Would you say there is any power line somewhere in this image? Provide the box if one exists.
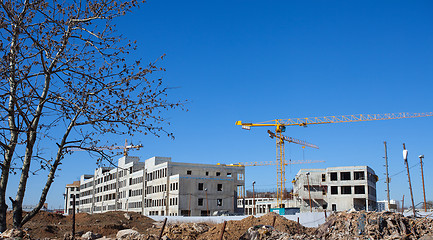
[389,162,420,178]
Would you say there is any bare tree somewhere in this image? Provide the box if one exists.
[0,0,184,230]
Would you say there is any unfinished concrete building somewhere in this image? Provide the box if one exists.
[237,198,299,215]
[64,156,245,216]
[64,181,80,215]
[292,166,378,212]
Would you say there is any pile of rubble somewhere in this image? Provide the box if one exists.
[159,223,211,240]
[315,211,433,239]
[197,212,309,240]
[239,225,311,240]
[2,210,433,239]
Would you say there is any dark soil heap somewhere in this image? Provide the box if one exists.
[6,210,155,239]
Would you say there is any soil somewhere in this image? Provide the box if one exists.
[5,210,155,239]
[197,212,311,240]
[3,210,433,240]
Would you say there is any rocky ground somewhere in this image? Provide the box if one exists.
[1,211,433,239]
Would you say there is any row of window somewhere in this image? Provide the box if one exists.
[80,198,92,205]
[169,182,179,191]
[146,183,167,195]
[144,197,179,208]
[186,170,232,178]
[79,197,224,208]
[327,171,366,181]
[81,189,92,197]
[146,168,167,181]
[103,183,117,192]
[69,201,79,206]
[86,167,135,188]
[146,198,167,208]
[128,201,142,209]
[238,199,271,206]
[104,193,116,201]
[80,182,93,189]
[148,211,160,216]
[69,194,79,199]
[169,197,178,206]
[129,189,143,197]
[198,198,223,206]
[198,183,223,191]
[130,176,143,185]
[330,185,367,195]
[89,177,142,195]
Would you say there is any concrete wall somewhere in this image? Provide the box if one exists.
[144,157,245,216]
[150,212,327,228]
[293,166,377,212]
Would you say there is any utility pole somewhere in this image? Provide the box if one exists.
[401,195,405,214]
[403,144,416,217]
[306,172,312,212]
[252,181,256,215]
[72,195,76,240]
[384,141,390,206]
[419,155,427,212]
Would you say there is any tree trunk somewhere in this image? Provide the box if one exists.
[10,197,22,229]
[0,200,7,232]
[0,11,21,231]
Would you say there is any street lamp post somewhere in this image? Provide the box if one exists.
[252,181,256,215]
[419,155,427,212]
[205,188,209,216]
[306,172,312,212]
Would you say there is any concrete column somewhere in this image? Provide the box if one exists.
[366,199,369,211]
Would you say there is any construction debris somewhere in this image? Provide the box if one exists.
[239,225,290,240]
[315,211,433,239]
[2,211,433,239]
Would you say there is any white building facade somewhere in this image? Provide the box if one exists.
[64,156,245,216]
[64,181,80,215]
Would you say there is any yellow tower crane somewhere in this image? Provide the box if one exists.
[266,130,319,205]
[221,159,324,167]
[235,111,433,207]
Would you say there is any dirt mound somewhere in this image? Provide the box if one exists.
[6,210,433,239]
[316,211,433,239]
[198,212,308,240]
[7,210,155,239]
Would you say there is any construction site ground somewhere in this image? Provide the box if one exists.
[2,210,433,239]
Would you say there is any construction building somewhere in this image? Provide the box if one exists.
[377,200,398,212]
[292,166,378,212]
[64,181,80,215]
[237,166,378,215]
[238,198,299,215]
[64,156,245,216]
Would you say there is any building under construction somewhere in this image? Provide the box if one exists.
[292,166,378,212]
[64,156,245,216]
[237,166,378,214]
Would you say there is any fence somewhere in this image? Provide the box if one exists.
[150,212,327,228]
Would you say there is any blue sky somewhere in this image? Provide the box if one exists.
[7,0,433,209]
